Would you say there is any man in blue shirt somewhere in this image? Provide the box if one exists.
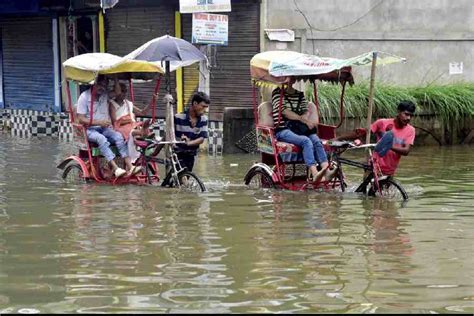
[174,92,210,172]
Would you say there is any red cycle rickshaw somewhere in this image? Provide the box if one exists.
[57,52,206,192]
[244,50,409,200]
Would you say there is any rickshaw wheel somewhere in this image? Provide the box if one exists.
[245,169,275,190]
[368,178,408,201]
[168,171,206,192]
[62,162,88,184]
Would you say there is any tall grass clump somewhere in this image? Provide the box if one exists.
[306,82,474,125]
[408,83,474,125]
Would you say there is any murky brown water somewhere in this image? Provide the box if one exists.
[0,133,473,313]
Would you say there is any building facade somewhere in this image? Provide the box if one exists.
[0,0,472,145]
[261,0,473,85]
[0,0,261,151]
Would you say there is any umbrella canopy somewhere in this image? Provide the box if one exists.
[124,35,207,68]
[124,35,207,143]
[250,50,406,86]
[63,52,164,83]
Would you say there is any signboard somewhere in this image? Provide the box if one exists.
[449,62,463,75]
[180,0,231,13]
[192,13,228,46]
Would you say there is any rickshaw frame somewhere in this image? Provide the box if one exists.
[244,50,409,200]
[57,52,206,191]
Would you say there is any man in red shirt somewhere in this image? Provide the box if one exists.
[335,100,416,175]
[371,100,416,175]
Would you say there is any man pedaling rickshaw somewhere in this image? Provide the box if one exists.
[334,100,416,176]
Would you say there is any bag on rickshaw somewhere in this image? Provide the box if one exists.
[281,93,317,136]
[285,120,317,136]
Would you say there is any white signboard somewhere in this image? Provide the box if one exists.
[192,13,228,46]
[449,62,463,75]
[180,0,231,13]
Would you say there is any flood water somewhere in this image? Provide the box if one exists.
[0,134,473,314]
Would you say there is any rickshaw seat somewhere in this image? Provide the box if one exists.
[257,101,274,127]
[257,101,303,161]
[306,102,320,125]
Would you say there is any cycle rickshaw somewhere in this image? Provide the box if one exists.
[243,50,409,200]
[57,52,206,192]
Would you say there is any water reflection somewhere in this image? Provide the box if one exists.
[0,135,473,313]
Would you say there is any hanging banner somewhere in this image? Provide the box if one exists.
[192,13,228,46]
[180,0,231,13]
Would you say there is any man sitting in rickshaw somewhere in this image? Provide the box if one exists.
[76,75,141,178]
[271,79,336,183]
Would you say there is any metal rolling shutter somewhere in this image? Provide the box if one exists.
[1,17,54,111]
[208,0,260,121]
[105,5,176,118]
[180,0,260,121]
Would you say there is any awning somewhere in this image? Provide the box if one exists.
[250,50,406,85]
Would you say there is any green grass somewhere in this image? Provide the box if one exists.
[306,82,474,125]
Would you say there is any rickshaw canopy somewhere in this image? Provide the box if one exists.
[250,50,406,86]
[63,53,165,83]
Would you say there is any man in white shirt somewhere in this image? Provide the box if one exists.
[76,75,139,178]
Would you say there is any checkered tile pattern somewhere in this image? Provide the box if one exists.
[11,115,31,137]
[6,109,60,138]
[208,121,224,156]
[59,115,73,141]
[3,110,225,156]
[31,115,58,137]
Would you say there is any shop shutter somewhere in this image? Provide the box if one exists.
[105,5,176,118]
[1,17,54,111]
[188,0,260,121]
[181,14,200,111]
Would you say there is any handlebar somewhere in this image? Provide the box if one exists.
[136,136,186,146]
[349,143,376,149]
[324,140,376,149]
[154,140,186,145]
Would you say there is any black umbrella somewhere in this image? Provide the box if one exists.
[125,35,207,142]
[126,35,206,63]
[125,35,206,93]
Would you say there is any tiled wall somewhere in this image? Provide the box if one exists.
[1,109,224,155]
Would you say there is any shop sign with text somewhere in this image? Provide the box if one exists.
[192,13,228,45]
[180,0,231,13]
